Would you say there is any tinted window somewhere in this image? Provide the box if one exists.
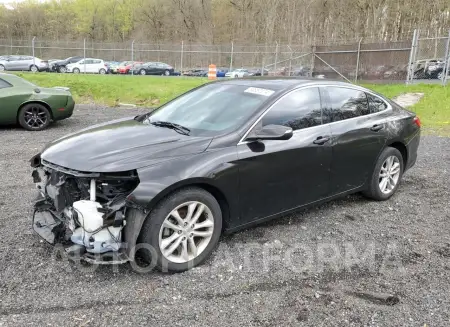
[261,88,322,130]
[0,78,12,89]
[367,93,388,113]
[145,84,272,136]
[324,87,370,123]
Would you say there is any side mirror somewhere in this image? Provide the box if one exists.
[246,124,293,141]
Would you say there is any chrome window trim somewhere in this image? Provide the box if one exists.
[237,84,391,145]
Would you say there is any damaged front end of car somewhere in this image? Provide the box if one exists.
[31,154,141,264]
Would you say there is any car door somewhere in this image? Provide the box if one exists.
[237,87,332,224]
[0,77,19,124]
[20,56,33,70]
[322,86,389,195]
[5,56,20,70]
[84,59,93,73]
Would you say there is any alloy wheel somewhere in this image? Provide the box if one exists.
[24,105,48,129]
[0,65,5,71]
[140,69,146,75]
[159,201,214,264]
[30,65,38,73]
[379,156,401,194]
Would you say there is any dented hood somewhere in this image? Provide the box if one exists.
[40,117,212,172]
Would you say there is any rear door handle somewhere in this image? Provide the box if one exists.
[313,136,330,145]
[371,124,384,132]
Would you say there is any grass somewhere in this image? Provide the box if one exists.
[15,72,208,107]
[15,72,450,134]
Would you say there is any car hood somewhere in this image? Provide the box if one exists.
[40,118,213,172]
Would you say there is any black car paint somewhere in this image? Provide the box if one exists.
[50,56,84,72]
[35,78,420,258]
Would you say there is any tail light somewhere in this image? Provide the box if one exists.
[413,116,421,128]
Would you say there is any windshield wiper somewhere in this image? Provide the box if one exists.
[150,121,190,135]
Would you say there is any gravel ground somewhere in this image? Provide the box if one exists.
[0,105,449,327]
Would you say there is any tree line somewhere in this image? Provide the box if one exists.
[0,0,448,45]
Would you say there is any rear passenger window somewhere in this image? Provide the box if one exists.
[367,93,388,113]
[0,78,12,89]
[262,87,322,131]
[324,87,370,123]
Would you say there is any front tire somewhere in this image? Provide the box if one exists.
[99,68,106,74]
[73,68,80,74]
[18,103,51,131]
[140,69,147,75]
[58,66,66,73]
[0,64,5,71]
[363,147,404,201]
[138,187,222,273]
[164,70,170,76]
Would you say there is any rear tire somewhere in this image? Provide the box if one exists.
[137,187,222,273]
[99,68,106,74]
[164,70,170,76]
[0,64,5,71]
[363,147,404,201]
[30,65,38,73]
[140,69,147,75]
[18,103,51,131]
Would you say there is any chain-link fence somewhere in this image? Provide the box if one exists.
[0,30,449,84]
[406,30,450,84]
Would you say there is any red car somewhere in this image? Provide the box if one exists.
[117,61,142,74]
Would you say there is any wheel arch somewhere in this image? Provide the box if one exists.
[17,100,53,123]
[125,178,232,261]
[143,178,231,231]
[387,141,408,168]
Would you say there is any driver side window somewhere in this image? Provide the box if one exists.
[261,88,322,131]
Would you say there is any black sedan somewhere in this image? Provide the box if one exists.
[133,62,175,76]
[30,78,420,272]
[49,56,84,73]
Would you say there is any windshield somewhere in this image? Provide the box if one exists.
[143,83,274,136]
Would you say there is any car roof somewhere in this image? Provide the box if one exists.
[218,77,355,91]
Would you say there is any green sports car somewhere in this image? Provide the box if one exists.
[0,73,75,131]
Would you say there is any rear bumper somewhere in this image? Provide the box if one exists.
[53,96,75,121]
[405,130,420,171]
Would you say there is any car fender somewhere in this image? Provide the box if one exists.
[124,149,240,258]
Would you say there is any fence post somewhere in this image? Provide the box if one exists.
[32,36,36,69]
[180,40,184,74]
[274,41,279,72]
[354,37,363,83]
[131,40,135,75]
[406,29,418,84]
[310,45,316,77]
[230,41,234,72]
[442,30,450,86]
[287,45,293,76]
[83,38,86,74]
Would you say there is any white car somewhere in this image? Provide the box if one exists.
[225,69,250,78]
[66,58,107,74]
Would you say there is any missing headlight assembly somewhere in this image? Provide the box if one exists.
[31,157,140,263]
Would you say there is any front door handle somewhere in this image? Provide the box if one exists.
[313,136,330,145]
[371,124,384,132]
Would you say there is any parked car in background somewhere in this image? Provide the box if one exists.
[133,62,174,76]
[49,56,84,73]
[183,69,207,77]
[216,68,229,77]
[66,58,108,74]
[0,73,74,131]
[0,56,48,72]
[117,61,136,74]
[248,68,269,76]
[105,61,120,74]
[225,69,250,78]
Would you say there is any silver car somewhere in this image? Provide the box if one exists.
[0,55,48,72]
